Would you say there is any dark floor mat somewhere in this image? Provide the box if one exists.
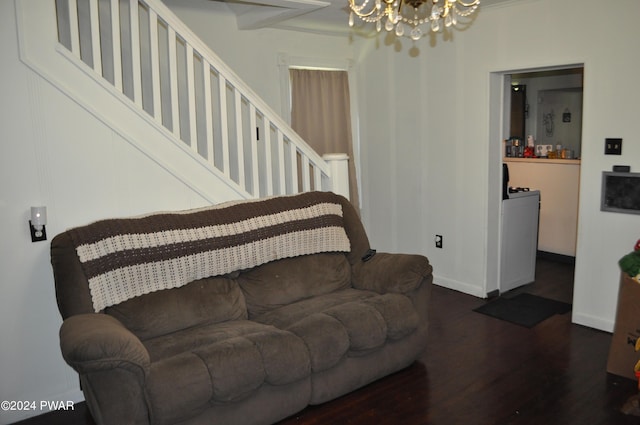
[473,293,572,328]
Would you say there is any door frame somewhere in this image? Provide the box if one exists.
[487,63,584,297]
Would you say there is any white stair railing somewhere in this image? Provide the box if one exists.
[52,0,349,200]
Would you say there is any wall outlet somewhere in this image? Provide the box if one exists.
[435,235,443,249]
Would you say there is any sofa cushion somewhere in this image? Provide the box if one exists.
[253,289,420,372]
[324,302,387,352]
[287,313,350,372]
[145,320,310,425]
[238,253,351,317]
[106,276,247,341]
[362,293,420,340]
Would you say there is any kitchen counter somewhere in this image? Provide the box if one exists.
[504,158,581,257]
[504,157,581,165]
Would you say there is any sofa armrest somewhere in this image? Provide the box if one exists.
[60,313,150,377]
[351,252,433,295]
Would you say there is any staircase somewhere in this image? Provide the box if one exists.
[16,0,349,204]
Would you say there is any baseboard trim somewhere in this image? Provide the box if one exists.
[537,250,575,265]
[432,275,486,298]
[486,289,500,299]
[571,311,614,333]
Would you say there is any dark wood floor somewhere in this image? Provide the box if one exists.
[15,256,640,425]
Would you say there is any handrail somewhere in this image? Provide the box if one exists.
[53,0,348,199]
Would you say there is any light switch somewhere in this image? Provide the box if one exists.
[605,138,622,155]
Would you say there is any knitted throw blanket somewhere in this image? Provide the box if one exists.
[68,192,351,312]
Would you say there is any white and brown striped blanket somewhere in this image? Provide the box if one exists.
[68,192,351,312]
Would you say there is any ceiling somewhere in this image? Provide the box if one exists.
[212,0,521,37]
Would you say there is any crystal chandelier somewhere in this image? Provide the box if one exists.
[348,0,480,41]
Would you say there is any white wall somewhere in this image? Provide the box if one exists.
[357,18,494,297]
[355,0,640,330]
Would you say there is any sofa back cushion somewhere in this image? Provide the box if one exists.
[65,192,351,313]
[106,276,247,341]
[238,253,351,318]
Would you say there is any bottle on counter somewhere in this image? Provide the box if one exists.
[524,135,536,158]
[524,145,535,158]
[512,138,523,157]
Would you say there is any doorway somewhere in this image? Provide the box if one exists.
[488,64,584,300]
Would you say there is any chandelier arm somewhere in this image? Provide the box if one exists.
[350,7,380,18]
[452,0,480,7]
[442,3,450,17]
[349,0,395,18]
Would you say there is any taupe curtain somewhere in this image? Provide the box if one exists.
[290,69,359,212]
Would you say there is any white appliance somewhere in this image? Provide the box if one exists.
[500,190,540,293]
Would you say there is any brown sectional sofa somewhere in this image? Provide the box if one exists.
[51,191,433,425]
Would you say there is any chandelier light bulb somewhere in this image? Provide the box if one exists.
[444,12,453,27]
[430,4,441,20]
[431,17,440,32]
[410,26,422,40]
[385,17,394,31]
